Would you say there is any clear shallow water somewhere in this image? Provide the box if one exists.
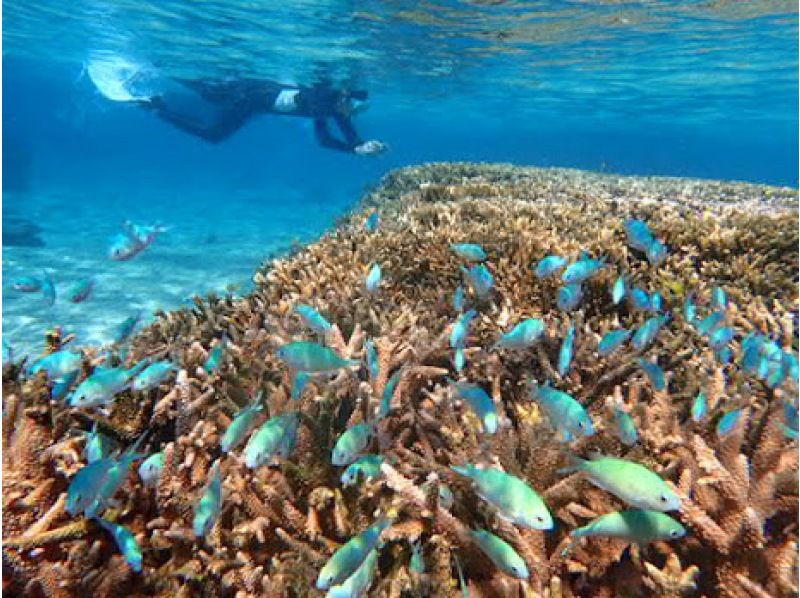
[3,0,798,356]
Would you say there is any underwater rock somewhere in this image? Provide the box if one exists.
[2,163,797,597]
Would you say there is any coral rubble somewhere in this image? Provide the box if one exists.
[3,163,798,597]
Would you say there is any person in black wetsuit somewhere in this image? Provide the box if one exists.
[141,79,386,154]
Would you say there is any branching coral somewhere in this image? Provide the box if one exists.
[3,163,797,597]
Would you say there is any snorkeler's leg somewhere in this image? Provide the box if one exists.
[145,90,247,143]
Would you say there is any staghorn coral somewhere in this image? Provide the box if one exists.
[3,163,798,597]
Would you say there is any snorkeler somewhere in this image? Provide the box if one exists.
[87,56,387,155]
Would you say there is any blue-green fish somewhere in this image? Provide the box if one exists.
[221,401,263,453]
[650,291,664,312]
[558,325,575,377]
[646,239,668,266]
[364,212,380,233]
[691,391,707,422]
[291,371,312,400]
[624,219,655,253]
[276,341,358,373]
[717,408,744,437]
[560,455,681,511]
[631,315,669,350]
[451,465,552,529]
[244,412,299,468]
[113,313,141,345]
[87,437,148,518]
[131,360,176,392]
[67,278,95,303]
[295,304,333,334]
[562,256,605,284]
[450,309,477,349]
[469,529,529,580]
[611,276,626,305]
[711,286,728,310]
[365,264,382,293]
[42,271,56,306]
[84,423,115,463]
[203,337,227,374]
[52,370,81,401]
[451,243,487,262]
[613,407,638,446]
[326,548,379,598]
[708,327,734,350]
[95,518,143,572]
[365,339,379,380]
[138,451,164,487]
[453,285,466,312]
[67,458,116,516]
[715,346,733,365]
[534,255,567,278]
[598,329,631,357]
[530,383,594,441]
[637,358,666,391]
[11,276,42,292]
[409,540,425,574]
[493,318,544,350]
[683,293,697,324]
[461,264,494,299]
[68,360,149,408]
[563,510,685,556]
[556,283,583,312]
[630,288,651,311]
[316,519,392,590]
[696,311,725,336]
[332,422,374,466]
[341,454,384,487]
[29,349,82,379]
[378,370,402,419]
[454,348,466,373]
[450,380,498,434]
[194,461,222,538]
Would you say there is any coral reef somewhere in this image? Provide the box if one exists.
[3,163,798,597]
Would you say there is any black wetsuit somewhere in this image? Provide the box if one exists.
[145,79,367,152]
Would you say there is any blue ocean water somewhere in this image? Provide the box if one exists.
[2,0,797,356]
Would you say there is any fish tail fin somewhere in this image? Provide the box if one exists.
[556,453,585,476]
[450,464,473,478]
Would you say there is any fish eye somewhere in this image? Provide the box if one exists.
[660,493,671,503]
[536,516,544,523]
[669,530,680,538]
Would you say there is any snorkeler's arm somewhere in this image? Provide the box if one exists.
[313,117,359,153]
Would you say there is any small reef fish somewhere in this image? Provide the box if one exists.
[650,291,664,312]
[562,510,685,556]
[51,370,80,400]
[67,278,95,303]
[611,276,626,305]
[708,326,735,350]
[332,422,375,466]
[276,341,359,373]
[450,309,477,349]
[530,382,594,441]
[646,239,668,266]
[630,288,651,311]
[88,438,147,518]
[696,311,726,336]
[11,276,42,292]
[109,221,165,261]
[613,407,638,446]
[717,408,744,437]
[493,318,544,350]
[316,518,392,590]
[469,529,529,580]
[221,401,263,453]
[203,337,227,374]
[292,371,312,401]
[683,293,697,324]
[364,211,380,233]
[461,263,494,300]
[453,286,466,312]
[556,283,583,312]
[711,286,728,309]
[295,304,333,334]
[365,339,379,380]
[244,412,299,468]
[113,313,142,345]
[84,423,115,463]
[450,464,553,530]
[378,370,402,419]
[29,349,82,379]
[409,540,425,574]
[131,360,176,392]
[598,329,631,357]
[68,360,149,408]
[691,391,707,422]
[637,358,666,391]
[42,271,56,306]
[326,548,379,598]
[341,454,384,486]
[193,460,222,538]
[451,243,487,262]
[562,255,605,284]
[631,315,669,350]
[560,455,681,512]
[138,452,164,487]
[624,219,655,253]
[365,264,382,293]
[454,348,466,373]
[67,458,116,516]
[450,380,498,434]
[558,325,575,377]
[95,518,143,572]
[534,255,567,278]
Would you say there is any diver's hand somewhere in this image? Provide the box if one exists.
[354,140,388,156]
